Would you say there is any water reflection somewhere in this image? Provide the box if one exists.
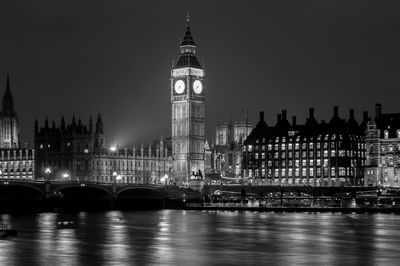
[0,211,399,264]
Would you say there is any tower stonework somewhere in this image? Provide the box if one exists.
[171,16,205,185]
[0,74,19,148]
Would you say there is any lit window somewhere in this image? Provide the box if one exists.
[384,130,389,139]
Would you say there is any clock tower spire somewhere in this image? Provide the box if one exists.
[171,15,206,187]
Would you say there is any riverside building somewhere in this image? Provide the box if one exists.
[242,107,367,187]
[364,104,400,187]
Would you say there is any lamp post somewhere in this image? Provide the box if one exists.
[44,167,51,181]
[62,172,70,181]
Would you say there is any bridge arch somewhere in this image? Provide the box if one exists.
[53,184,113,199]
[116,186,165,199]
[0,183,45,198]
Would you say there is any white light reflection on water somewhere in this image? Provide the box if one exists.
[0,211,400,265]
[103,211,130,264]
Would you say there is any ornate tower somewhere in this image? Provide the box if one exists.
[0,73,19,148]
[171,15,206,185]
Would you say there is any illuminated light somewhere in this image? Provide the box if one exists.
[116,175,122,181]
[62,173,70,179]
[45,168,51,174]
[109,146,117,152]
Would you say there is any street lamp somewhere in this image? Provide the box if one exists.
[62,172,70,181]
[44,167,51,181]
[112,171,122,183]
[160,174,168,185]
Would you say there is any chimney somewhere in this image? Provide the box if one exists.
[292,116,297,126]
[277,114,282,123]
[349,109,355,120]
[375,103,382,119]
[282,110,287,121]
[259,111,264,121]
[309,108,314,119]
[334,106,339,117]
[363,111,369,121]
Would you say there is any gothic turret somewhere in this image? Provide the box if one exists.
[2,73,15,116]
[174,14,202,69]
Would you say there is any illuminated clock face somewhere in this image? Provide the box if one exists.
[193,80,203,94]
[174,80,185,94]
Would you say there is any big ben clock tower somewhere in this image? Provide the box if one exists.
[171,15,205,186]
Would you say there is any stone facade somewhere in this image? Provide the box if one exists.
[364,104,400,187]
[0,74,19,148]
[0,149,34,179]
[210,113,253,178]
[34,115,172,183]
[171,16,206,185]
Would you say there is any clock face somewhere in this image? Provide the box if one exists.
[174,80,185,94]
[193,80,203,94]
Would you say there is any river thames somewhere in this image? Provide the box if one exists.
[1,210,400,265]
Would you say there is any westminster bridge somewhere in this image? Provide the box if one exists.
[0,179,202,211]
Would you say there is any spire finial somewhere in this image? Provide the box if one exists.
[6,73,10,90]
[186,12,190,24]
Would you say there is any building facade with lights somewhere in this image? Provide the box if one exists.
[364,104,400,187]
[0,74,34,180]
[34,115,172,183]
[207,114,253,179]
[242,107,367,187]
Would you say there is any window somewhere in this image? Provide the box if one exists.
[317,159,321,166]
[302,169,307,177]
[384,130,389,139]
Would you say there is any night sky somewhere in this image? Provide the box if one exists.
[1,0,400,147]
